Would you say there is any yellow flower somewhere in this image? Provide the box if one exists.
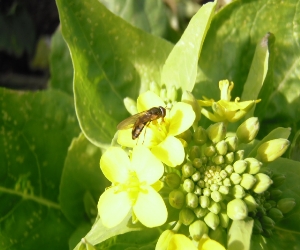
[118,91,195,167]
[198,80,260,123]
[98,146,167,228]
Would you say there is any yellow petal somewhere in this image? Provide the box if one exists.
[218,100,256,111]
[152,180,164,192]
[137,91,165,112]
[198,237,225,250]
[133,186,167,227]
[151,136,184,167]
[100,147,130,183]
[168,102,195,136]
[131,146,164,185]
[168,234,197,250]
[98,187,131,228]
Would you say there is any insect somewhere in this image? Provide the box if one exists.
[117,106,166,140]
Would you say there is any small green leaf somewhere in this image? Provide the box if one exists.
[161,1,216,92]
[228,218,253,250]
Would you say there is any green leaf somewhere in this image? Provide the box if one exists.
[60,133,109,227]
[0,87,80,249]
[56,0,173,148]
[161,1,216,92]
[228,218,253,250]
[49,26,74,95]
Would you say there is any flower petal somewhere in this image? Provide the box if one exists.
[98,188,131,228]
[133,186,167,227]
[198,237,226,250]
[168,102,195,136]
[100,147,130,183]
[137,91,165,112]
[131,146,164,184]
[151,136,185,167]
[168,234,197,250]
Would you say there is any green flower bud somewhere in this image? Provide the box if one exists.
[233,160,247,174]
[267,208,283,222]
[194,126,208,145]
[253,173,273,194]
[165,172,181,189]
[169,189,185,209]
[194,207,208,218]
[210,183,219,192]
[263,202,272,210]
[160,88,168,102]
[201,156,208,164]
[204,145,216,157]
[190,146,201,160]
[149,81,160,95]
[270,189,283,200]
[243,194,258,212]
[208,201,221,214]
[268,200,276,208]
[277,198,296,214]
[182,162,195,178]
[211,191,223,202]
[186,193,199,209]
[236,117,259,143]
[235,150,244,160]
[182,91,201,124]
[203,188,211,197]
[253,219,263,234]
[225,152,234,164]
[256,139,290,163]
[261,216,275,230]
[199,195,210,208]
[204,212,220,230]
[191,171,201,182]
[230,173,242,184]
[155,230,174,250]
[192,158,203,168]
[207,122,226,144]
[219,170,227,179]
[244,157,262,174]
[212,155,225,165]
[219,185,229,195]
[177,129,192,143]
[123,97,138,115]
[179,208,195,226]
[197,180,205,188]
[189,220,209,241]
[225,136,238,152]
[262,228,273,238]
[183,179,195,193]
[193,186,201,196]
[219,211,230,228]
[271,174,286,187]
[225,165,234,174]
[216,140,228,155]
[223,178,231,187]
[167,85,178,102]
[232,184,246,199]
[257,205,267,216]
[240,173,257,190]
[227,198,248,220]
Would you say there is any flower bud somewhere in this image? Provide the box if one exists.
[179,208,195,226]
[256,139,290,162]
[194,185,202,196]
[243,194,258,212]
[223,178,231,187]
[189,146,201,160]
[267,208,283,222]
[233,160,247,174]
[232,184,246,199]
[182,91,201,124]
[203,188,211,197]
[194,126,208,145]
[253,219,263,234]
[191,171,201,182]
[235,150,244,160]
[165,172,181,189]
[225,152,234,164]
[199,195,210,208]
[240,173,257,190]
[169,189,185,209]
[270,189,282,200]
[236,117,259,143]
[211,191,223,202]
[253,173,273,194]
[227,198,248,220]
[244,158,262,174]
[219,211,230,228]
[216,140,228,155]
[204,145,216,157]
[177,129,192,143]
[123,97,138,115]
[225,136,238,152]
[277,198,296,214]
[207,122,226,144]
[230,173,242,184]
[262,228,273,238]
[225,165,234,174]
[210,183,219,192]
[208,201,221,214]
[183,179,195,193]
[192,158,203,169]
[204,212,220,230]
[197,180,205,188]
[189,220,209,241]
[155,230,174,250]
[261,216,275,230]
[186,193,199,209]
[219,185,229,195]
[212,155,225,165]
[194,207,208,218]
[167,85,178,102]
[182,162,195,178]
[271,174,286,187]
[149,81,160,95]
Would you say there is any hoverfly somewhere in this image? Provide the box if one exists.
[117,106,166,140]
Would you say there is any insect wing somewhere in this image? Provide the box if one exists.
[117,111,148,130]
